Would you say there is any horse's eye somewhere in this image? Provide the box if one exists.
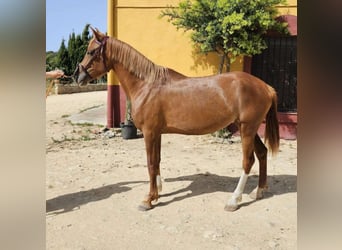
[87,50,95,56]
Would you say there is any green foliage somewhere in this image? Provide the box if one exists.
[45,51,58,71]
[81,24,91,52]
[46,24,92,76]
[161,0,288,72]
[57,39,71,74]
[68,24,92,72]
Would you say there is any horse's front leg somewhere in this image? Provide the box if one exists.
[156,134,162,193]
[139,133,161,211]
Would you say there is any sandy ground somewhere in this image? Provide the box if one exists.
[46,91,297,250]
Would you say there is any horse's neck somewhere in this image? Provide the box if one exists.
[112,61,187,100]
[113,63,147,99]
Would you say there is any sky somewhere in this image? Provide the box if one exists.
[46,0,107,52]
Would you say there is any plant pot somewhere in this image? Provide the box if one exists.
[120,121,137,139]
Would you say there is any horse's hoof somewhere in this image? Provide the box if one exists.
[224,204,239,212]
[225,194,241,211]
[249,187,266,200]
[138,201,153,211]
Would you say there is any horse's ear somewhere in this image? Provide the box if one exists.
[90,26,105,42]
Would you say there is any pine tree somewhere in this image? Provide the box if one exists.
[57,39,71,75]
[75,34,84,68]
[79,24,91,68]
[82,24,91,44]
[67,32,77,73]
[47,24,99,80]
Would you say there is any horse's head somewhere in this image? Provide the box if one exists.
[74,27,109,86]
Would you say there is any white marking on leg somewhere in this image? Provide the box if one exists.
[225,171,249,211]
[156,175,162,192]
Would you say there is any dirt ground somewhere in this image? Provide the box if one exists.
[46,91,297,250]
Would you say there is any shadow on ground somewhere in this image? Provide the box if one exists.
[157,173,296,210]
[46,181,147,215]
[47,173,296,214]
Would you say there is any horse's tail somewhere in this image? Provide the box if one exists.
[265,87,280,155]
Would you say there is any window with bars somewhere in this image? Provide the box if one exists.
[251,36,297,112]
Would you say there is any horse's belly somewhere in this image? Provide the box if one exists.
[163,107,235,135]
[161,82,237,134]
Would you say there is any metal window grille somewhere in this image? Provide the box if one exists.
[251,36,297,112]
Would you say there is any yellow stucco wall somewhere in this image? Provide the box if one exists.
[278,0,297,15]
[113,0,297,77]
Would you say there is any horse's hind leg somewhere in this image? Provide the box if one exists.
[225,123,256,211]
[249,134,268,200]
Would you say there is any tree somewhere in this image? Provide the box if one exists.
[67,32,77,72]
[69,24,91,71]
[81,24,91,51]
[46,24,92,75]
[46,24,107,82]
[161,0,288,73]
[46,51,58,71]
[56,39,71,74]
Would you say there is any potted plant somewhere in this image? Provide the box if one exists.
[120,98,138,139]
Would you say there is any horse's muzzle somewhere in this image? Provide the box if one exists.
[73,64,90,86]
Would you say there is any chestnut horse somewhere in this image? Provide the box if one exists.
[74,28,279,211]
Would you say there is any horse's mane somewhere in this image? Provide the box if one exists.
[108,38,169,84]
